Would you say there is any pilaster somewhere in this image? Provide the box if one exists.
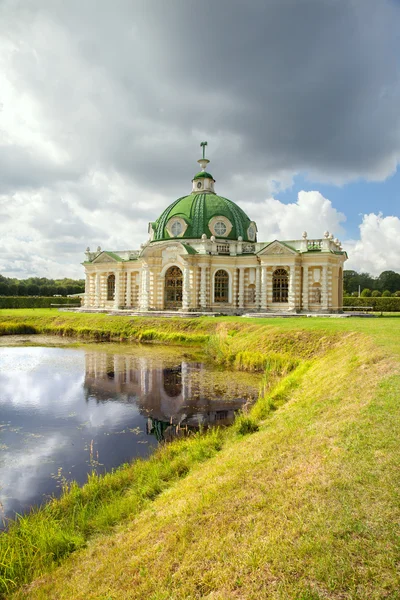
[114,271,121,309]
[255,265,261,310]
[302,265,309,311]
[182,265,191,310]
[238,267,245,309]
[126,272,132,307]
[94,272,100,307]
[261,266,267,310]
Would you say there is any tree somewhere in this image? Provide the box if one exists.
[26,284,39,296]
[360,288,372,297]
[376,271,400,293]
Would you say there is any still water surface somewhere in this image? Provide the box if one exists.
[0,337,260,522]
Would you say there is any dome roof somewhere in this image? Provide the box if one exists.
[152,192,255,242]
[193,171,214,180]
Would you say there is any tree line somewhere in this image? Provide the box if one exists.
[0,275,85,297]
[344,270,400,297]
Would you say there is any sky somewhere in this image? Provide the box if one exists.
[0,0,399,279]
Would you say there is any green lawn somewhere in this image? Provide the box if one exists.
[0,311,399,599]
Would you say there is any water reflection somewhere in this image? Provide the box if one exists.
[84,353,254,438]
[0,344,259,522]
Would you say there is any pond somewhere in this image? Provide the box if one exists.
[0,336,260,523]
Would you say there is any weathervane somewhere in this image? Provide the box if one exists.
[200,141,208,160]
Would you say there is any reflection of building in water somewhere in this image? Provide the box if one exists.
[84,352,255,434]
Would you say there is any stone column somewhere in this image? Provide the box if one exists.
[288,266,296,311]
[140,266,150,311]
[200,265,207,309]
[238,267,245,309]
[126,272,132,307]
[233,269,239,307]
[94,272,100,308]
[267,268,274,307]
[114,271,120,309]
[322,265,328,310]
[302,265,309,311]
[84,273,91,307]
[255,265,261,310]
[261,266,267,310]
[182,265,191,311]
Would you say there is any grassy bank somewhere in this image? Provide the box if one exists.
[1,311,400,598]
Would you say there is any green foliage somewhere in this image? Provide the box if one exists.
[233,414,259,435]
[343,296,400,311]
[360,288,372,297]
[0,274,84,297]
[0,297,80,309]
[382,290,392,297]
[371,290,381,297]
[0,429,224,596]
[343,269,400,295]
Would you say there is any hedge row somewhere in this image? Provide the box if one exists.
[0,296,82,309]
[343,296,400,311]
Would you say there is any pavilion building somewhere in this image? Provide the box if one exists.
[83,145,347,313]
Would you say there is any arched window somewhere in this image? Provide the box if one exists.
[272,269,288,303]
[164,266,183,308]
[214,270,229,303]
[107,274,115,301]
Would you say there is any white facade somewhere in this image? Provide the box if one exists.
[83,233,347,314]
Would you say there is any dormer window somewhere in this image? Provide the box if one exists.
[247,223,257,241]
[209,215,232,238]
[166,217,187,238]
[171,221,183,236]
[214,221,227,236]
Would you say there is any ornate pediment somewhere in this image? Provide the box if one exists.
[257,241,298,256]
[92,252,121,264]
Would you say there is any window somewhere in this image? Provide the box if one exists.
[272,268,288,303]
[107,274,115,301]
[164,266,183,308]
[214,270,229,303]
[247,224,256,241]
[171,221,183,237]
[214,221,227,236]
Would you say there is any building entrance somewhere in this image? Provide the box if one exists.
[164,266,183,309]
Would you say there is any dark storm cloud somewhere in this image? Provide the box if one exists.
[2,0,399,195]
[0,0,399,277]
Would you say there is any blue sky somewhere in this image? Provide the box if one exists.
[276,169,400,240]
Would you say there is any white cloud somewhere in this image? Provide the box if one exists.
[344,213,400,275]
[242,190,346,241]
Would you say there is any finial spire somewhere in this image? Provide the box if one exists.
[198,141,210,171]
[200,141,208,159]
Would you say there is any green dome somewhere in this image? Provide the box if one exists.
[152,193,255,242]
[193,171,214,180]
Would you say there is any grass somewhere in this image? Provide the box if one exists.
[0,310,400,598]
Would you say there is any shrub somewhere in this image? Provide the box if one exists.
[0,297,81,309]
[371,290,381,297]
[233,414,259,435]
[360,288,372,297]
[382,290,392,297]
[342,296,400,312]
